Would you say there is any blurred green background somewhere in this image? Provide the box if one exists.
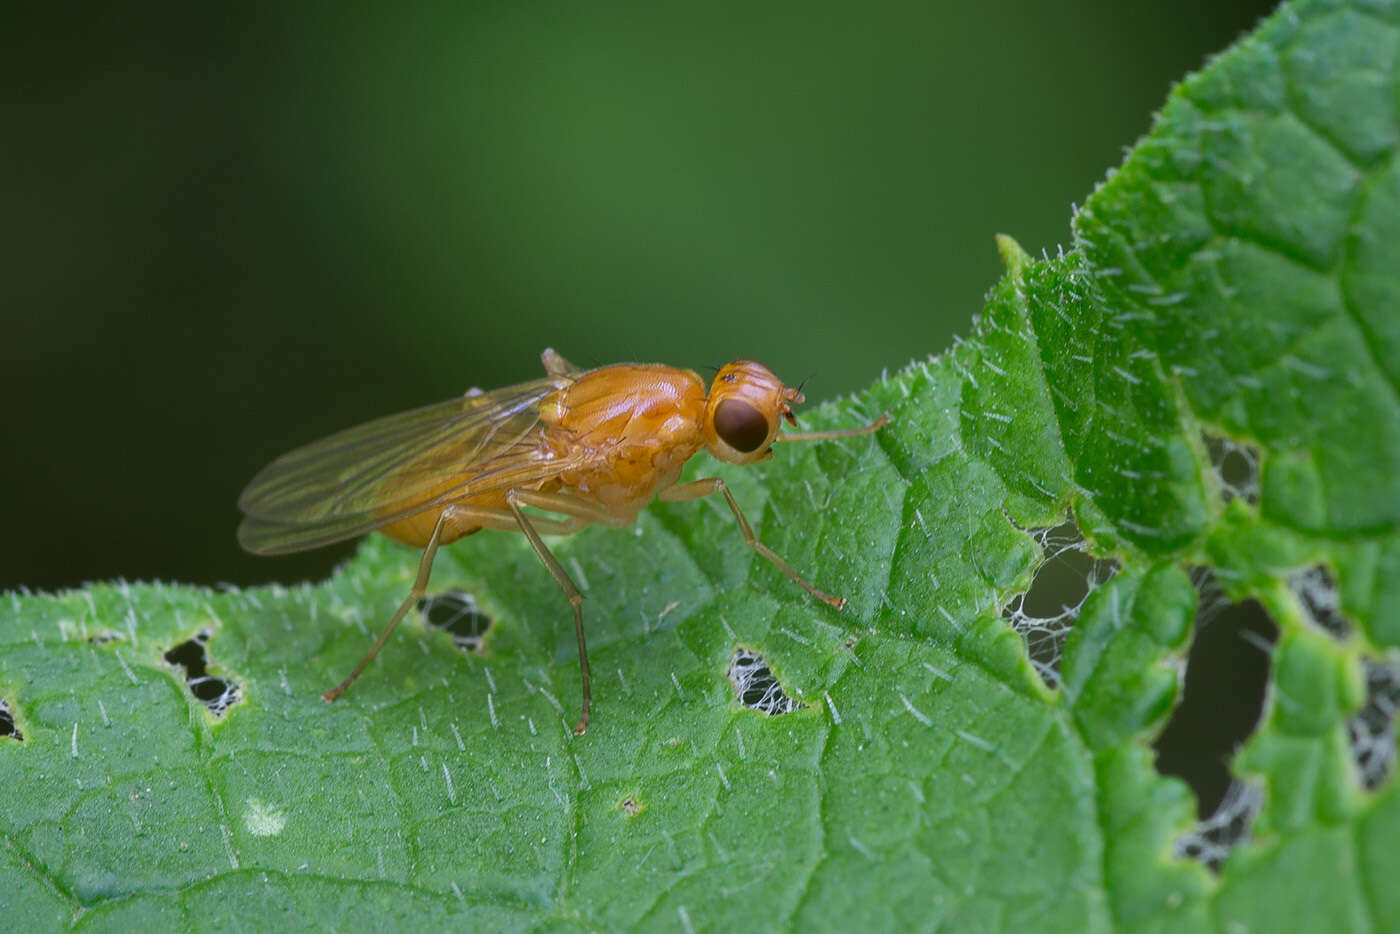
[2,1,1276,593]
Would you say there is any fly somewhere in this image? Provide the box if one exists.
[238,348,888,733]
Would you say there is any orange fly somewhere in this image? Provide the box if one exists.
[238,349,888,733]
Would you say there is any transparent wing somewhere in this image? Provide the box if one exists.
[237,374,577,555]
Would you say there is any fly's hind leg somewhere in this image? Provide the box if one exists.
[323,504,520,702]
[325,498,602,732]
[659,478,846,609]
[328,486,621,732]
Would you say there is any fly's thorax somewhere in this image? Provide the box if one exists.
[543,363,708,448]
[702,360,802,465]
[536,364,709,510]
[559,452,682,512]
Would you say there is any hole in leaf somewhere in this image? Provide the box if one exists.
[1288,564,1351,640]
[163,629,241,717]
[419,590,493,653]
[1203,431,1260,506]
[1349,658,1400,792]
[1155,569,1277,859]
[1173,780,1263,872]
[619,795,642,817]
[1002,518,1119,689]
[727,648,803,716]
[0,698,22,742]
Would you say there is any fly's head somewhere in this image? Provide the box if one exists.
[702,359,803,465]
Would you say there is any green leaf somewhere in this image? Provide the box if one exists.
[4,0,1397,930]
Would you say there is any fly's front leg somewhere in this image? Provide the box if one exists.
[506,489,597,735]
[658,478,845,610]
[510,489,635,529]
[776,413,890,443]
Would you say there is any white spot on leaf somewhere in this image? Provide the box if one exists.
[243,798,287,837]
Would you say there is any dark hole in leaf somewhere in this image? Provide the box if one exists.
[1002,518,1118,689]
[189,676,230,702]
[727,648,803,716]
[419,590,493,653]
[619,796,641,817]
[1349,658,1400,791]
[163,629,241,717]
[164,635,207,673]
[1288,564,1351,640]
[1173,781,1262,872]
[1155,569,1277,862]
[1203,431,1260,506]
[0,698,22,742]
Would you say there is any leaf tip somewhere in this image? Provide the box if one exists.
[994,233,1031,279]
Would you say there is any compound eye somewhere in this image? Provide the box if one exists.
[714,399,769,453]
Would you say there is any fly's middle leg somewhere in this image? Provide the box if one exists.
[506,489,596,735]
